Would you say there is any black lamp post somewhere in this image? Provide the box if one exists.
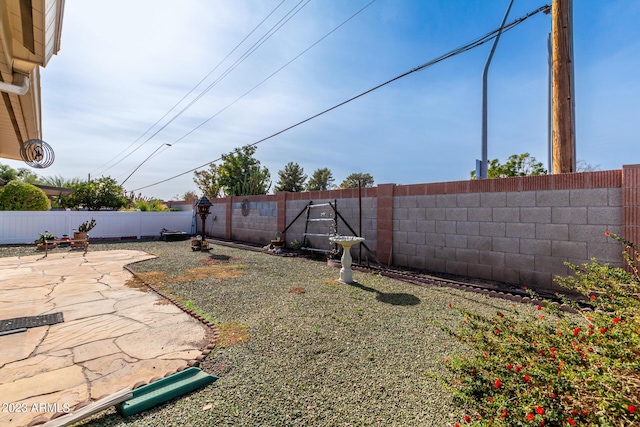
[195,196,212,250]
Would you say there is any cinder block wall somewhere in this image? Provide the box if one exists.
[200,167,640,292]
[387,170,626,291]
[231,197,277,245]
[392,187,622,291]
[206,190,377,254]
[207,199,228,238]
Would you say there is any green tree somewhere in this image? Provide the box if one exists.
[306,167,335,191]
[0,163,40,184]
[182,191,199,203]
[470,153,547,179]
[0,163,18,182]
[274,162,307,192]
[339,172,374,189]
[61,177,128,210]
[232,168,272,196]
[38,174,83,188]
[218,146,270,196]
[38,174,83,208]
[16,168,40,184]
[193,164,222,198]
[0,180,50,210]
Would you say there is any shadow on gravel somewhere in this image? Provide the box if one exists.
[347,282,421,306]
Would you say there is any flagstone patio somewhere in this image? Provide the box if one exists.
[0,250,214,427]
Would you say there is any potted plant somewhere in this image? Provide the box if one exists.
[191,235,202,251]
[35,231,57,250]
[74,218,96,241]
[59,234,71,247]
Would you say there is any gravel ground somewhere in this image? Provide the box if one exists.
[0,240,539,426]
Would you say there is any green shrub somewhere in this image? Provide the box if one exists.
[439,231,639,427]
[124,198,168,212]
[0,180,50,211]
[35,231,57,244]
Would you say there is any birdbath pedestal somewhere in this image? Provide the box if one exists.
[329,236,365,284]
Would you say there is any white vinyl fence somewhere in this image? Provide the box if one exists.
[0,211,194,244]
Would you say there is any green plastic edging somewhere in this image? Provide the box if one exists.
[115,367,218,417]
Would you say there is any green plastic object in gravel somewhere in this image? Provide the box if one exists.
[115,367,218,417]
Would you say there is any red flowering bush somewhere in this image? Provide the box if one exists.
[440,232,639,426]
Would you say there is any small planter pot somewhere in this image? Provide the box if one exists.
[271,239,285,249]
[59,235,71,248]
[71,232,88,248]
[191,237,202,251]
[73,231,88,240]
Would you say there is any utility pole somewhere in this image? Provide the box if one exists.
[551,0,575,173]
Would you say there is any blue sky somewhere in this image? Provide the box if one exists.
[5,0,640,200]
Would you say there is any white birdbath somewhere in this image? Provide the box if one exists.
[329,235,365,284]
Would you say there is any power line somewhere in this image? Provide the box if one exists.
[118,0,311,163]
[91,0,288,177]
[131,4,550,193]
[112,0,311,182]
[179,0,312,114]
[121,0,374,183]
[120,143,171,185]
[154,0,379,154]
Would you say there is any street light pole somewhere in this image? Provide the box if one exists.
[480,0,514,179]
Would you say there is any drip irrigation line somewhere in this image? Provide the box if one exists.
[131,4,550,193]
